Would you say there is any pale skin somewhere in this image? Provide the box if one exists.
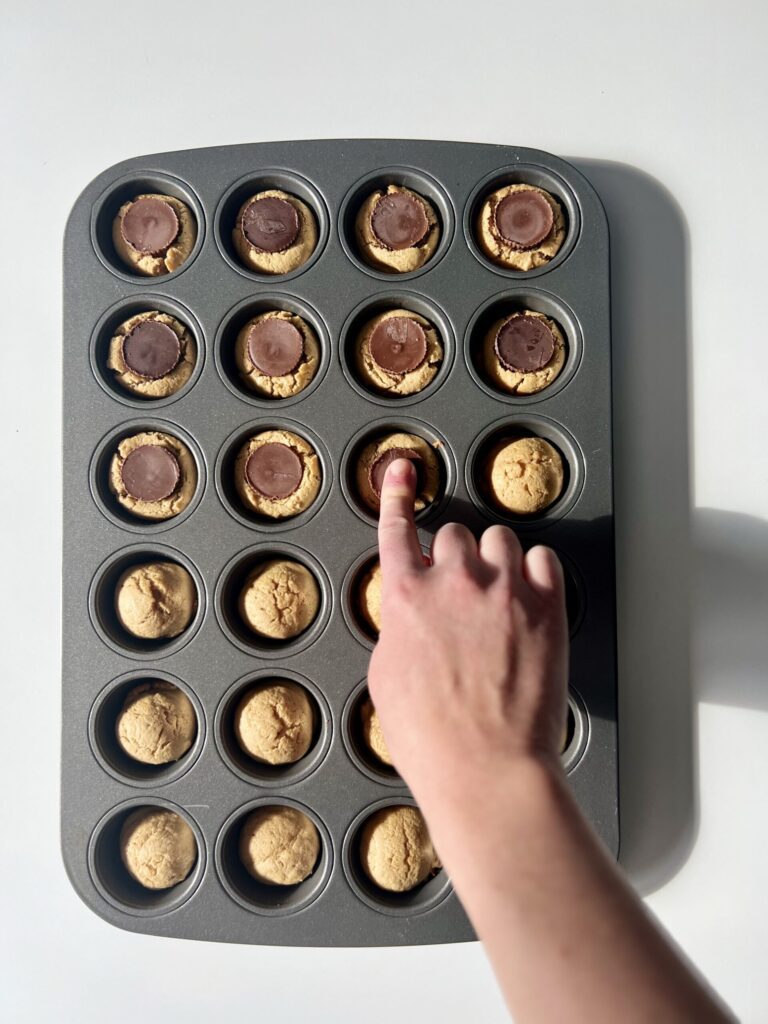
[368,459,733,1024]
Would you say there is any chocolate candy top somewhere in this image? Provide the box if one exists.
[121,445,181,502]
[369,317,427,374]
[370,191,429,250]
[494,190,554,250]
[247,318,304,377]
[121,197,180,255]
[122,320,182,379]
[495,314,556,373]
[369,447,424,497]
[245,442,303,499]
[241,196,300,253]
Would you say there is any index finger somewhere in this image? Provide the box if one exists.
[377,458,424,577]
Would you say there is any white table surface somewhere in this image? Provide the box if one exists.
[2,1,767,1020]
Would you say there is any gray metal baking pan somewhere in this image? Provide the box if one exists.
[62,139,617,946]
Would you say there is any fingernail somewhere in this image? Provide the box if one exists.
[386,458,413,484]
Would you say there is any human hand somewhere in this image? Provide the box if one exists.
[368,457,569,823]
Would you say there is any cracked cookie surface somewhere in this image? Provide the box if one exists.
[120,808,196,889]
[234,681,314,765]
[238,559,320,640]
[239,806,319,885]
[360,806,440,892]
[484,436,564,515]
[114,561,197,639]
[116,681,196,764]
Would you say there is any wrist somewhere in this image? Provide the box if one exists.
[409,753,570,873]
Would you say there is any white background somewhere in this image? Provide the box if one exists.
[2,1,767,1020]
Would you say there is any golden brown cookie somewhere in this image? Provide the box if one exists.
[116,681,196,764]
[235,309,321,398]
[360,806,440,892]
[239,806,319,885]
[232,189,317,275]
[354,309,443,396]
[360,696,392,767]
[476,184,566,271]
[234,681,314,765]
[112,194,196,277]
[107,311,196,399]
[355,185,439,273]
[115,562,197,640]
[120,808,196,889]
[238,559,320,640]
[482,310,566,395]
[484,436,564,515]
[357,560,382,636]
[234,430,321,520]
[356,432,440,515]
[108,431,197,521]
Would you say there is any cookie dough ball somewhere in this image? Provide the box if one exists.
[115,561,197,640]
[116,681,196,764]
[485,437,564,515]
[360,806,440,893]
[234,430,321,520]
[112,194,196,277]
[355,185,439,273]
[356,432,440,515]
[360,696,393,767]
[233,190,317,275]
[355,309,443,397]
[107,310,196,399]
[239,806,319,885]
[482,310,566,395]
[476,184,566,272]
[120,808,197,890]
[357,560,382,636]
[235,681,314,765]
[108,430,197,521]
[239,559,320,640]
[235,310,321,399]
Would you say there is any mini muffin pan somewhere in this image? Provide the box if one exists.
[62,140,617,947]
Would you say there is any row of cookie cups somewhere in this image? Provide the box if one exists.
[89,668,589,792]
[91,164,581,287]
[88,530,587,663]
[89,414,586,536]
[88,793,451,920]
[90,288,584,410]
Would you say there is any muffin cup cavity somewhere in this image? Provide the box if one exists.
[88,799,205,916]
[340,417,455,527]
[215,669,331,787]
[339,167,454,281]
[465,289,583,404]
[466,415,584,528]
[88,544,205,659]
[215,293,330,408]
[215,170,329,282]
[340,292,454,406]
[89,295,204,409]
[342,679,402,786]
[89,670,204,786]
[90,418,205,533]
[215,798,332,916]
[563,689,589,774]
[215,418,331,532]
[342,798,452,916]
[91,171,204,283]
[215,543,332,657]
[341,549,381,650]
[464,164,580,278]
